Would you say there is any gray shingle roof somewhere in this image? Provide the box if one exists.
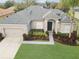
[0,5,72,24]
[0,5,50,24]
[51,9,72,23]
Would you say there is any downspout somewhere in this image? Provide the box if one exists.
[3,28,6,37]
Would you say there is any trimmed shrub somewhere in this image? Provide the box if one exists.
[53,32,77,45]
[14,3,26,12]
[57,32,69,37]
[29,29,45,36]
[0,4,5,9]
[23,29,48,41]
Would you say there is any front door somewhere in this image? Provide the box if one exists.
[47,22,52,31]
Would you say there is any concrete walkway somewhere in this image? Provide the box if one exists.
[0,37,23,59]
[49,31,54,44]
[23,32,54,45]
[23,41,54,45]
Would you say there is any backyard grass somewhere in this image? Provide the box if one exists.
[15,43,79,59]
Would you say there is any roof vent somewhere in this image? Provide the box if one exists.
[57,13,61,16]
[29,10,32,15]
[58,19,61,21]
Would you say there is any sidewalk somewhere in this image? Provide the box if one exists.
[23,41,54,45]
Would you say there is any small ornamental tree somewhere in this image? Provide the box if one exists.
[4,1,14,8]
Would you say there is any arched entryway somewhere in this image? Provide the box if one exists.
[47,19,55,32]
[47,19,55,44]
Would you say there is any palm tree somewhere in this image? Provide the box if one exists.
[24,0,35,7]
[61,0,79,16]
[60,0,79,37]
[46,1,51,8]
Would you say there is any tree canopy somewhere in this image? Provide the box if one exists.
[61,0,79,8]
[4,1,14,8]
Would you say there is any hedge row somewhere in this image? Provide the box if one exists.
[23,29,48,41]
[53,31,77,45]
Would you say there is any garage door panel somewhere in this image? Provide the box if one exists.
[5,28,24,37]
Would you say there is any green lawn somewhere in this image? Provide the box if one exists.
[15,43,79,59]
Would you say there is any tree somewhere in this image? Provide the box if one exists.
[60,0,78,12]
[24,0,35,7]
[61,0,75,7]
[46,1,50,8]
[15,3,27,12]
[50,3,58,9]
[0,4,5,8]
[14,0,35,12]
[56,3,70,12]
[60,0,79,38]
[4,1,14,8]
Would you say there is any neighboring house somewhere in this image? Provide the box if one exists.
[0,5,75,37]
[74,7,79,19]
[0,7,15,18]
[0,8,4,11]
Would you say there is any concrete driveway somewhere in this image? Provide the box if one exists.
[0,28,24,59]
[0,37,23,59]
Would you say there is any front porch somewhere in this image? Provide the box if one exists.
[23,19,56,44]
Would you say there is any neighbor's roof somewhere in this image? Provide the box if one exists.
[0,7,15,17]
[0,5,50,24]
[0,8,5,11]
[0,5,72,24]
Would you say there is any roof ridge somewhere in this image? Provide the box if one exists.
[42,10,52,18]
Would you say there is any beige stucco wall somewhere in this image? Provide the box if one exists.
[59,23,72,33]
[43,19,47,32]
[31,19,59,33]
[31,21,44,29]
[54,20,59,34]
[30,19,73,34]
[75,12,79,19]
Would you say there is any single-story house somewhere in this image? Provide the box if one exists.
[0,5,75,37]
[74,7,79,19]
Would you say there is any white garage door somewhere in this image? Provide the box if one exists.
[5,28,24,37]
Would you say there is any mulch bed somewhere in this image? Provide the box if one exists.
[23,34,49,41]
[53,31,77,45]
[23,31,77,45]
